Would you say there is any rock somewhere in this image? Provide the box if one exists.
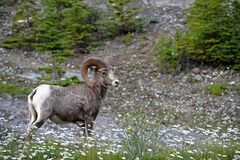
[192,67,201,74]
[9,114,15,120]
[0,48,5,53]
[194,74,203,82]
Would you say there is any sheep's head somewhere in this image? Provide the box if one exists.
[81,57,119,87]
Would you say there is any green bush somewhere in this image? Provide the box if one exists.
[207,82,239,96]
[1,36,23,49]
[62,0,99,53]
[2,0,144,54]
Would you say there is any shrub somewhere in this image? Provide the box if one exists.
[39,65,66,81]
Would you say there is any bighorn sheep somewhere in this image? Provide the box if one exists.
[25,56,119,139]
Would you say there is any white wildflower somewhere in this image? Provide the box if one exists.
[147,148,152,152]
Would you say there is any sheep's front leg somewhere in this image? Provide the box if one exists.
[77,122,86,138]
[84,117,93,138]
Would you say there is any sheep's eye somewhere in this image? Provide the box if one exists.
[101,71,107,75]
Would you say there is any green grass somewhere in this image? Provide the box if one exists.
[153,144,240,160]
[0,136,124,160]
[0,75,83,96]
[0,83,30,96]
[1,108,240,160]
[207,83,227,96]
[207,82,239,96]
[39,66,66,76]
[45,76,84,87]
[0,134,239,160]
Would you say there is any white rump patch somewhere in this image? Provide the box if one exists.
[32,84,51,113]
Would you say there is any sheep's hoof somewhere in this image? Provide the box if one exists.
[25,133,32,140]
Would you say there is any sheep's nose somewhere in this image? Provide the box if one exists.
[112,80,120,87]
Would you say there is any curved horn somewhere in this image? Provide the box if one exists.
[81,57,107,83]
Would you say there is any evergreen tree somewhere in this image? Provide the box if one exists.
[63,0,96,53]
[34,0,70,61]
[214,0,240,67]
[107,0,142,35]
[174,0,240,68]
[182,0,228,61]
[13,0,39,32]
[33,0,71,81]
[2,0,39,49]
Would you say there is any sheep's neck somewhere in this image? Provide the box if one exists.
[91,82,108,100]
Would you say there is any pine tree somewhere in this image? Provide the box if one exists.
[63,0,96,53]
[185,0,228,61]
[34,0,70,61]
[214,0,240,67]
[13,0,39,33]
[107,0,142,35]
[174,0,240,68]
[2,0,39,49]
[33,0,71,81]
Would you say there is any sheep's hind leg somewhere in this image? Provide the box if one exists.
[28,106,37,125]
[25,114,48,140]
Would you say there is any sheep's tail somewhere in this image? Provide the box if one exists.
[28,88,38,125]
